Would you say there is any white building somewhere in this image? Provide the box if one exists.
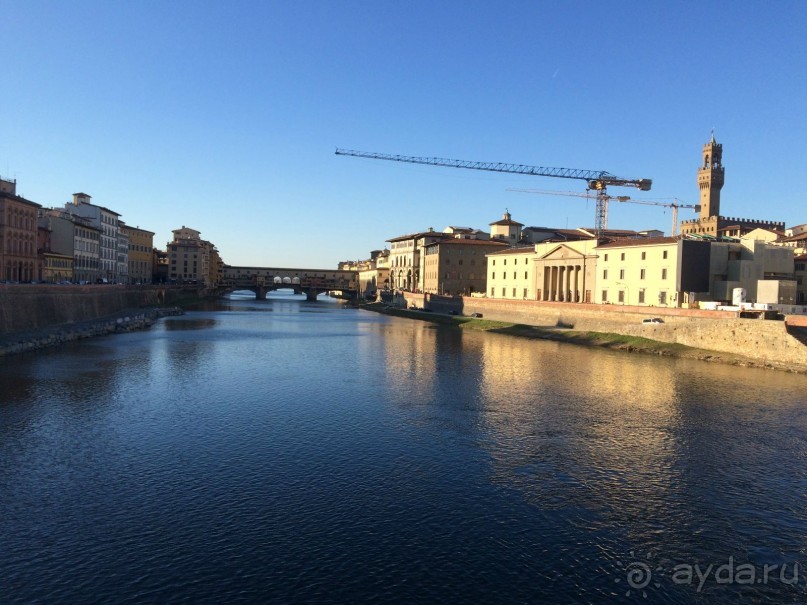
[64,193,121,282]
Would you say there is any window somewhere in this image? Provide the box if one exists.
[524,271,528,279]
[620,253,625,261]
[640,268,646,280]
[619,269,625,280]
[523,288,528,298]
[512,288,516,297]
[602,290,608,302]
[662,268,668,280]
[603,269,608,280]
[638,289,645,304]
[663,250,668,259]
[618,290,625,303]
[604,254,609,261]
[641,252,646,260]
[490,287,494,296]
[659,291,667,305]
[492,272,495,279]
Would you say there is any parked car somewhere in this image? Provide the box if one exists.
[471,312,483,318]
[642,317,664,324]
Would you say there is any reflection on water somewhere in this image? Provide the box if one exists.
[1,303,807,604]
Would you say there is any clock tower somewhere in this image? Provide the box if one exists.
[697,133,724,220]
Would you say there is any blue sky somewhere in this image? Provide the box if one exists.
[3,1,805,267]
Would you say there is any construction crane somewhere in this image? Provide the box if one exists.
[507,188,700,236]
[335,148,652,237]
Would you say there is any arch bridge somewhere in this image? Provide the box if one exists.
[221,265,358,301]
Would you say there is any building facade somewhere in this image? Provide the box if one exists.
[121,224,154,284]
[168,226,220,287]
[709,238,795,303]
[117,230,129,284]
[596,237,711,306]
[486,239,599,302]
[64,193,121,282]
[490,211,523,242]
[795,254,807,304]
[486,246,536,300]
[533,239,599,303]
[423,238,507,296]
[357,250,390,299]
[0,177,41,282]
[38,208,101,284]
[387,229,451,292]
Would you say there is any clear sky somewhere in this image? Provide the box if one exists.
[3,1,806,268]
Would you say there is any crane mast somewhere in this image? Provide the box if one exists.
[335,148,652,237]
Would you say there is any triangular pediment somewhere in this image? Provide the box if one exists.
[538,244,588,261]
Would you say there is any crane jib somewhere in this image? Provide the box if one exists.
[335,148,649,190]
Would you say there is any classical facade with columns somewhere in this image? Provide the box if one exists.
[533,240,598,303]
[486,239,598,302]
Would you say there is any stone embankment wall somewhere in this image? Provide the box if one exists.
[0,285,194,334]
[398,293,807,369]
[0,307,183,357]
[0,285,200,357]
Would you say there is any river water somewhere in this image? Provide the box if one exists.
[1,293,807,604]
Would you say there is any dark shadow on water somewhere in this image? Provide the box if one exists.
[163,318,218,331]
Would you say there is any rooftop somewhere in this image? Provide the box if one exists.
[387,230,452,243]
[597,236,680,249]
[424,238,508,248]
[486,245,536,256]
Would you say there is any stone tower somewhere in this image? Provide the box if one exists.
[697,133,724,219]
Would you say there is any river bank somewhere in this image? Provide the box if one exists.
[0,307,183,357]
[363,303,807,374]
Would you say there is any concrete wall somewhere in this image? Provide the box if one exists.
[405,293,807,369]
[0,285,184,334]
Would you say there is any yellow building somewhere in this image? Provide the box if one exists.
[485,246,536,299]
[533,239,599,303]
[595,235,793,306]
[41,252,73,283]
[596,237,712,306]
[121,223,154,284]
[357,250,389,299]
[485,239,599,302]
[423,238,507,296]
[489,210,523,242]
